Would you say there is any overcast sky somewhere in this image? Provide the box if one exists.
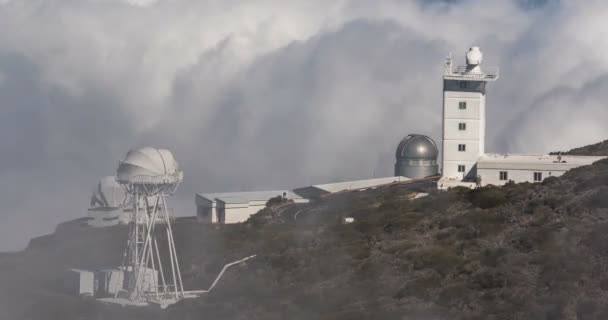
[1,0,607,251]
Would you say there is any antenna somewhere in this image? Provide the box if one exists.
[444,52,453,74]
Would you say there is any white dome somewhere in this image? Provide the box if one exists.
[90,176,129,208]
[466,46,483,66]
[117,147,182,185]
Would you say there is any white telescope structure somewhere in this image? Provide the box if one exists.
[114,147,185,304]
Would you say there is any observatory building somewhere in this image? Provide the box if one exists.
[438,47,605,189]
[87,175,171,228]
[196,190,309,224]
[87,176,131,227]
[196,176,413,224]
[394,134,439,179]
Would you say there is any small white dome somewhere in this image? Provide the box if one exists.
[466,46,483,66]
[90,176,129,208]
[117,147,182,184]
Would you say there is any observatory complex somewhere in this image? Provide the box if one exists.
[66,47,608,309]
[82,46,606,230]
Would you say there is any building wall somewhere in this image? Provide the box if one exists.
[64,269,95,296]
[394,161,438,179]
[96,269,123,297]
[442,82,486,180]
[478,168,564,186]
[124,268,158,293]
[197,206,213,223]
[217,202,263,224]
[87,208,130,227]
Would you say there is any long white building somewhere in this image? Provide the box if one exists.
[196,190,309,224]
[196,176,411,224]
[439,47,605,189]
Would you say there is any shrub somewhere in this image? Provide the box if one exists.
[588,187,608,208]
[542,176,560,186]
[466,186,508,209]
[394,273,442,300]
[409,247,463,276]
[266,195,285,207]
[480,247,507,267]
[449,210,505,239]
[437,283,470,307]
[473,268,507,289]
[576,300,597,320]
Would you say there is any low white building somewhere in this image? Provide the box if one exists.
[64,269,95,297]
[196,190,308,224]
[293,176,412,199]
[96,269,124,297]
[197,177,413,224]
[312,176,411,193]
[476,154,605,186]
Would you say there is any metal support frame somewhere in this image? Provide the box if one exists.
[116,181,185,303]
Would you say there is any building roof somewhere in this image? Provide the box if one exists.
[116,147,182,185]
[196,190,304,205]
[478,153,606,171]
[310,176,411,194]
[67,268,94,274]
[395,134,438,160]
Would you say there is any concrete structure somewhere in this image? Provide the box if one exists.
[196,191,308,224]
[394,134,439,178]
[197,177,413,224]
[87,176,131,227]
[64,269,95,296]
[294,176,412,199]
[65,267,157,299]
[476,154,605,186]
[438,47,606,189]
[96,269,124,297]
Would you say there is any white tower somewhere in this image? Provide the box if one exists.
[115,147,185,304]
[441,47,498,183]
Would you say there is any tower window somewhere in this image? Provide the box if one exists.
[534,172,543,182]
[459,101,467,110]
[499,171,508,181]
[458,123,466,130]
[458,144,466,152]
[458,165,465,173]
[459,81,467,88]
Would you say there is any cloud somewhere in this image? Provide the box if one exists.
[0,0,607,250]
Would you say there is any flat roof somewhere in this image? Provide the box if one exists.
[197,190,304,205]
[311,176,411,193]
[478,153,606,170]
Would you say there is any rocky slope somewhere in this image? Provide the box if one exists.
[1,141,608,320]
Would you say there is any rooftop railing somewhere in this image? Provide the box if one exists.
[443,65,499,81]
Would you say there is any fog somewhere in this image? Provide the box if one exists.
[1,0,607,251]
